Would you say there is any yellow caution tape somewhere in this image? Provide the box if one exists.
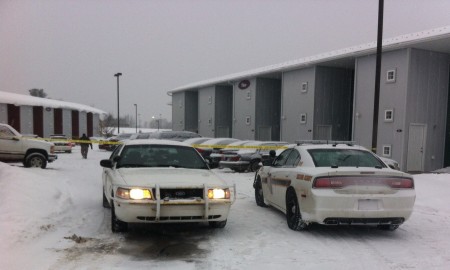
[22,137,288,149]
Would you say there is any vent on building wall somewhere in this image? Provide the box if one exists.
[386,69,396,83]
[382,145,392,157]
[246,91,251,100]
[245,116,251,125]
[300,113,307,124]
[301,82,308,93]
[384,109,394,122]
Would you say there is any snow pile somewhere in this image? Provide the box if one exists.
[1,148,450,269]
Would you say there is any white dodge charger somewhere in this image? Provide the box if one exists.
[254,141,415,231]
[101,139,235,232]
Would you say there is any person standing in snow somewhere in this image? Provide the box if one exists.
[79,133,92,159]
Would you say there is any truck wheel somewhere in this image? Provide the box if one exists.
[25,153,47,169]
[209,219,227,228]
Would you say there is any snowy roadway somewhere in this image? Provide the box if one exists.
[1,147,449,270]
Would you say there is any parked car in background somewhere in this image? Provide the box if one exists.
[0,123,57,168]
[209,140,253,169]
[100,139,235,232]
[147,130,201,141]
[49,134,72,153]
[183,137,213,146]
[379,156,401,170]
[254,141,415,231]
[99,133,134,151]
[194,138,240,166]
[220,141,288,172]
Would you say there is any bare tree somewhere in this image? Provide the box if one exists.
[29,88,48,98]
[99,114,115,137]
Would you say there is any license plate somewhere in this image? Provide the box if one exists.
[358,199,379,210]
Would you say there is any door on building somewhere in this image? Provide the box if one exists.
[407,124,426,172]
[216,126,230,138]
[315,125,332,140]
[257,126,272,141]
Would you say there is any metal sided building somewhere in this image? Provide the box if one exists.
[169,26,450,172]
[0,91,107,138]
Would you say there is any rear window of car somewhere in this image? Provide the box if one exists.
[308,149,385,168]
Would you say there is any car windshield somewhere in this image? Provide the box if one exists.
[308,149,385,168]
[116,144,208,169]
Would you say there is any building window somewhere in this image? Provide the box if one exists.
[387,69,396,83]
[246,91,251,100]
[208,118,212,126]
[301,82,308,93]
[208,96,212,104]
[382,145,392,157]
[245,116,251,125]
[384,109,394,122]
[179,101,183,108]
[300,113,307,124]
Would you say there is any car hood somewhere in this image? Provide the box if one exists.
[116,168,228,187]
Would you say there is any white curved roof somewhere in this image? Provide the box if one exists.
[0,91,108,119]
[170,25,450,93]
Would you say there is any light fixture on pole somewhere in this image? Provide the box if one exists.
[134,104,138,133]
[114,73,122,133]
[152,115,160,131]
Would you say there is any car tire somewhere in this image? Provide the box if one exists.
[102,189,110,208]
[286,188,309,231]
[24,153,47,169]
[249,160,260,172]
[377,224,399,231]
[111,203,128,233]
[209,220,227,228]
[254,177,267,207]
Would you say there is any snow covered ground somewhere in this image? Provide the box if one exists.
[0,146,449,270]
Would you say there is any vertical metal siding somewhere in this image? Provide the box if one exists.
[198,86,215,137]
[406,49,450,171]
[20,106,33,134]
[172,92,185,131]
[215,86,233,137]
[7,104,20,131]
[33,106,44,137]
[0,104,7,123]
[314,66,353,141]
[185,91,198,133]
[255,78,281,141]
[233,78,256,140]
[281,68,315,143]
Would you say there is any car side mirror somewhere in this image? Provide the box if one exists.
[100,159,113,168]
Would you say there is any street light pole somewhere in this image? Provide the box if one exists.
[134,103,137,133]
[114,73,122,134]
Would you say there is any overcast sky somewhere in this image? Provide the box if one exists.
[1,0,450,125]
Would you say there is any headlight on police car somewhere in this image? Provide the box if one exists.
[116,187,152,200]
[207,188,230,199]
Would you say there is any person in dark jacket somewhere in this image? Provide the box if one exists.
[80,133,93,159]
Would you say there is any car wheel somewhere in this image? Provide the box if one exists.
[286,189,309,231]
[254,177,267,207]
[25,153,47,169]
[111,203,128,233]
[102,189,110,208]
[209,220,227,228]
[249,160,260,172]
[377,224,399,231]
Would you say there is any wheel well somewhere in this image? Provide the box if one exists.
[25,149,47,159]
